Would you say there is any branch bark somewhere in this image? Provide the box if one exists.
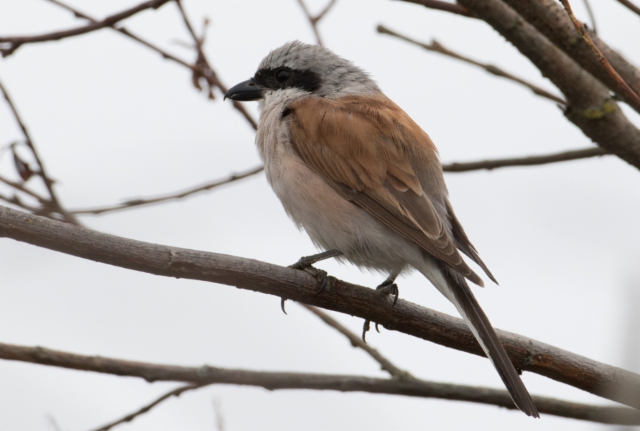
[559,0,640,108]
[497,0,640,113]
[0,342,639,425]
[1,205,640,409]
[453,0,640,170]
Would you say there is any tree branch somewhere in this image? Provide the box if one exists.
[559,0,640,108]
[1,205,640,409]
[582,0,597,34]
[44,0,258,130]
[302,305,411,379]
[377,25,566,105]
[90,383,204,431]
[398,0,473,17]
[69,147,607,217]
[71,166,263,215]
[0,174,50,204]
[0,342,638,425]
[0,78,80,224]
[0,0,172,57]
[441,147,609,172]
[617,0,640,17]
[295,0,338,46]
[453,0,640,170]
[495,0,640,113]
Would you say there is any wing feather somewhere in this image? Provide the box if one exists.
[287,94,489,285]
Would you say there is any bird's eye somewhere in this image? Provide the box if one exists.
[276,70,291,83]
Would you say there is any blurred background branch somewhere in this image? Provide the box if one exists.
[1,342,639,426]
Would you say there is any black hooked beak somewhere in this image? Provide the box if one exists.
[224,79,264,101]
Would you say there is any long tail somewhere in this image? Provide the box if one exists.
[419,262,539,417]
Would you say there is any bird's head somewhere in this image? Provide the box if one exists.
[224,41,379,103]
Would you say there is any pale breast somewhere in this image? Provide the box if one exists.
[256,94,420,274]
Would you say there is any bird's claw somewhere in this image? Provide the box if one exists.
[362,319,371,342]
[376,282,400,306]
[289,260,330,295]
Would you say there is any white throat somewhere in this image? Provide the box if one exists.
[259,87,310,114]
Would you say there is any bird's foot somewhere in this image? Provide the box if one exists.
[290,250,342,269]
[289,250,341,297]
[376,280,400,306]
[361,319,382,343]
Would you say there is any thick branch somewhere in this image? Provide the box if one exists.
[454,0,640,170]
[559,0,640,108]
[441,147,609,172]
[0,343,639,425]
[1,206,640,409]
[0,0,171,57]
[71,166,263,215]
[496,0,640,113]
[377,25,566,105]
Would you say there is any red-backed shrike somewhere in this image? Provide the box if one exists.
[226,41,538,417]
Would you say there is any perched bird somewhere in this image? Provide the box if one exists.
[225,41,538,417]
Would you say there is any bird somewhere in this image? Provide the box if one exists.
[225,41,538,417]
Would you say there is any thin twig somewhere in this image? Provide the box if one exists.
[0,78,80,224]
[213,398,225,431]
[441,147,609,172]
[71,147,607,216]
[377,25,566,105]
[398,0,473,17]
[301,304,411,379]
[583,0,598,34]
[71,165,263,215]
[0,173,50,204]
[173,0,257,126]
[90,384,204,431]
[1,342,639,424]
[296,0,338,46]
[0,0,171,57]
[315,0,339,22]
[0,192,42,213]
[616,0,640,16]
[45,0,257,130]
[559,0,640,109]
[3,206,640,409]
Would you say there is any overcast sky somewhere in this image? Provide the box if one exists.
[1,0,640,430]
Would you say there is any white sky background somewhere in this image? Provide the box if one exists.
[1,0,640,429]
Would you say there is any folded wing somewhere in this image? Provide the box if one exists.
[287,94,490,285]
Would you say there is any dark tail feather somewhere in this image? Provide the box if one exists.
[443,269,539,418]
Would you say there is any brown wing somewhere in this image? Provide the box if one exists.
[287,94,485,286]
